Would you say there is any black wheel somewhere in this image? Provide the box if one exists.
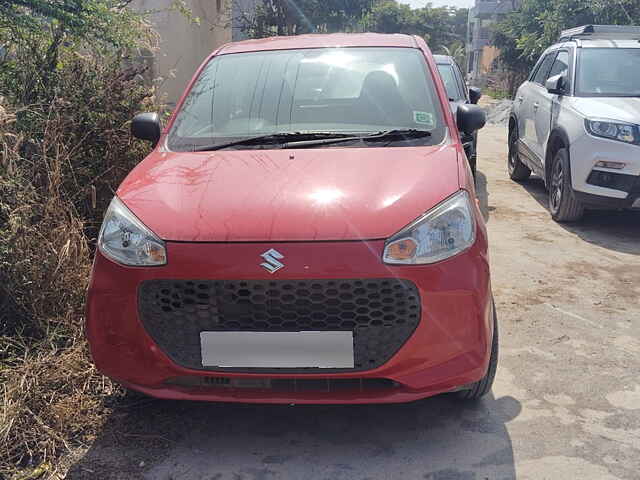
[549,148,584,222]
[508,127,531,181]
[457,301,498,401]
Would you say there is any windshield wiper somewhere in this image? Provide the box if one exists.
[193,132,356,151]
[282,129,432,149]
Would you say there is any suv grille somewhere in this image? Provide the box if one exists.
[138,279,421,372]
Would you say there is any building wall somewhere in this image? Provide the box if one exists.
[466,0,518,84]
[480,45,499,75]
[131,0,232,106]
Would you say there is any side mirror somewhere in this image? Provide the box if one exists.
[457,104,486,135]
[546,74,566,95]
[468,86,482,104]
[131,112,161,146]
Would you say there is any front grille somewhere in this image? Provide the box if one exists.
[138,278,421,372]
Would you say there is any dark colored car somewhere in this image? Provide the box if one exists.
[434,55,482,177]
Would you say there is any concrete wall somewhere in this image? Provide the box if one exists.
[131,0,232,107]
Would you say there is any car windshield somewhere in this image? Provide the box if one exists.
[168,47,446,150]
[437,64,462,101]
[577,48,640,97]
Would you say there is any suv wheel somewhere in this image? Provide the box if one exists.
[508,127,531,181]
[457,300,498,401]
[549,148,584,222]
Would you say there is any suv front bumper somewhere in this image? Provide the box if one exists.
[570,133,640,208]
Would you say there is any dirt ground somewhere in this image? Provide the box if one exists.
[64,125,640,480]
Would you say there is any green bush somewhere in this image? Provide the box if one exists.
[0,2,159,476]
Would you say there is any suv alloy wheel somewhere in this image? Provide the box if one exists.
[549,148,584,222]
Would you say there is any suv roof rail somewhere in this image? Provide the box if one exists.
[559,24,640,42]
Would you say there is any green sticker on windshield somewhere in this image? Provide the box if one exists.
[413,111,434,126]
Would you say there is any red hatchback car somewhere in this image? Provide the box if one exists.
[86,33,494,404]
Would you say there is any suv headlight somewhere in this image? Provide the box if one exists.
[98,197,167,266]
[585,119,639,145]
[383,190,476,265]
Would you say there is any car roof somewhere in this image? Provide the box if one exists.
[433,54,454,65]
[218,33,419,55]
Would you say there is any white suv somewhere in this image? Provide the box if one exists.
[509,25,640,222]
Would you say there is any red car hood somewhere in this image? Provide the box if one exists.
[117,145,460,242]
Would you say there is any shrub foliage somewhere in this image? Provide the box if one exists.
[0,1,157,475]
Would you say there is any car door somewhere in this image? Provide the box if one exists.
[521,52,557,167]
[533,50,570,162]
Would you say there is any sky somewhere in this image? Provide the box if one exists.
[400,0,474,8]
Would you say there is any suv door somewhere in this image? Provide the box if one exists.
[519,52,557,168]
[532,50,570,162]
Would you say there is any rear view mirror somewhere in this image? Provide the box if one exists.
[457,104,486,135]
[469,87,482,104]
[132,112,161,146]
[546,74,566,95]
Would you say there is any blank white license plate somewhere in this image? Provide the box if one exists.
[200,331,354,368]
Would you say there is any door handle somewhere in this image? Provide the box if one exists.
[533,102,539,110]
[517,96,524,102]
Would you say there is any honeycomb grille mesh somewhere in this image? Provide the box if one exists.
[138,278,421,372]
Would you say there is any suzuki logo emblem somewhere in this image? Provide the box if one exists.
[260,248,284,274]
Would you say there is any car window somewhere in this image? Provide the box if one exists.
[577,48,640,97]
[437,64,463,101]
[548,51,569,80]
[453,62,468,99]
[532,53,556,85]
[168,47,446,150]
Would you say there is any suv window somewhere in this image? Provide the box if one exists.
[577,48,640,97]
[548,51,569,80]
[532,53,556,85]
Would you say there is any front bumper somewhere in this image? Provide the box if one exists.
[570,133,640,206]
[86,236,492,404]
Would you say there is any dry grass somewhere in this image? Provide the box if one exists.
[0,50,155,478]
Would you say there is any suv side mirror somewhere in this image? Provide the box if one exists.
[457,104,486,135]
[132,112,161,146]
[546,74,566,95]
[469,86,482,104]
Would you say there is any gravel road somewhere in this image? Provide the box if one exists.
[66,125,640,480]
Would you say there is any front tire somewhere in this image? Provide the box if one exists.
[549,148,584,222]
[457,301,498,401]
[470,133,478,180]
[469,154,477,180]
[508,127,531,181]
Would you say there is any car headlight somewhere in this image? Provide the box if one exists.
[585,119,639,145]
[98,197,167,266]
[383,190,476,265]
